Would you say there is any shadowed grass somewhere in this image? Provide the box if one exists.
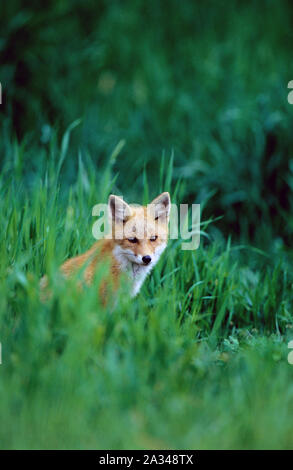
[1,0,293,449]
[0,135,292,449]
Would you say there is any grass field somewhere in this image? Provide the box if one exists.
[0,0,293,449]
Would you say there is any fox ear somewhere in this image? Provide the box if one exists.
[149,192,171,220]
[108,195,132,223]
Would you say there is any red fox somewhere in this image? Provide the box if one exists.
[41,192,170,301]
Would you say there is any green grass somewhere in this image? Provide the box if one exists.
[0,133,292,449]
[1,0,293,450]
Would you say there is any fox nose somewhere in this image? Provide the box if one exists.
[142,255,152,265]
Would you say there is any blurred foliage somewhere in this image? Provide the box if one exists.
[0,145,292,448]
[1,0,293,245]
[1,0,293,450]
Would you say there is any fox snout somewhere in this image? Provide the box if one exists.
[142,255,151,265]
[129,252,152,265]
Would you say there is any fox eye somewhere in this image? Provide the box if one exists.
[150,235,157,242]
[128,237,138,243]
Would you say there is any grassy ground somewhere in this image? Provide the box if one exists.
[0,0,293,450]
[0,135,292,449]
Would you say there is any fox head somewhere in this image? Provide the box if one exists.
[108,192,170,270]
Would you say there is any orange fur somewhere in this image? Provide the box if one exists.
[41,192,170,302]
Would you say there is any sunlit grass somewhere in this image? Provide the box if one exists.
[1,0,293,449]
[0,133,292,449]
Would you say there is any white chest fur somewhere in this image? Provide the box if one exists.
[130,263,153,297]
[113,243,166,297]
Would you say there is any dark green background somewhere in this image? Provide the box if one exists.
[1,0,293,450]
[1,0,293,247]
